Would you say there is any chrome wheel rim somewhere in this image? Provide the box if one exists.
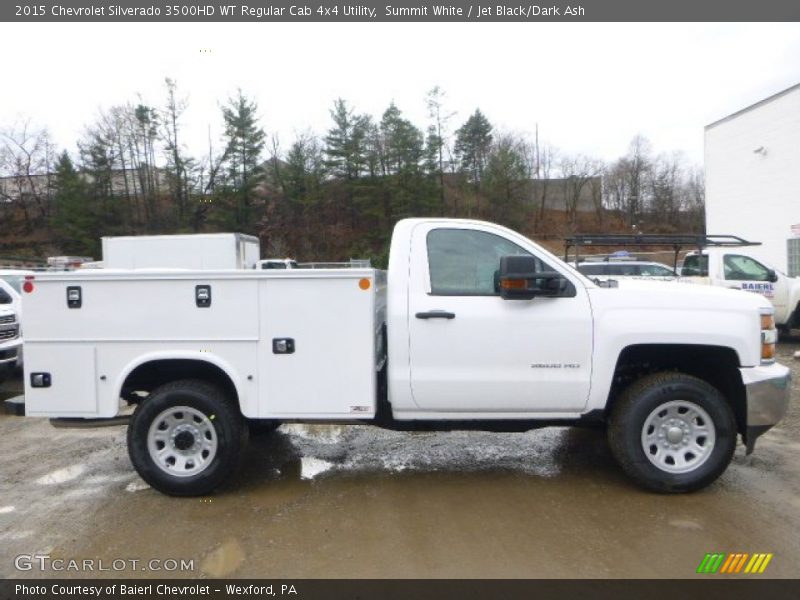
[641,400,716,474]
[147,406,218,477]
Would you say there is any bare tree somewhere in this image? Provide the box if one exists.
[560,154,602,227]
[483,132,530,229]
[268,133,283,190]
[683,165,705,232]
[589,170,604,227]
[425,86,456,207]
[608,134,653,227]
[0,119,56,228]
[649,152,684,229]
[161,78,192,226]
[530,137,558,223]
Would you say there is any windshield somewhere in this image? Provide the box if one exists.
[0,275,24,293]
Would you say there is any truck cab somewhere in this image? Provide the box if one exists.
[681,248,800,330]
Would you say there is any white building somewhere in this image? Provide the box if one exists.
[705,82,800,274]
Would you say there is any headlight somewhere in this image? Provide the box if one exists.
[760,310,776,363]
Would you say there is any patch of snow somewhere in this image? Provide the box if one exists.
[0,506,15,514]
[300,457,334,480]
[36,464,86,485]
[282,424,343,444]
[125,480,151,492]
[0,530,33,541]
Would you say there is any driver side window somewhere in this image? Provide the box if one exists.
[427,228,551,296]
[723,254,770,281]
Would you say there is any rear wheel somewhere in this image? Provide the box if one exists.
[127,379,247,496]
[608,372,737,493]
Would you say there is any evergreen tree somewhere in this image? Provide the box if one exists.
[51,151,98,256]
[454,109,493,185]
[324,99,369,179]
[219,90,266,229]
[378,102,433,219]
[380,102,424,175]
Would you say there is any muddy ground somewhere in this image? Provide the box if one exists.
[1,341,799,579]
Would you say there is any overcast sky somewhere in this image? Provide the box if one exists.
[1,22,799,167]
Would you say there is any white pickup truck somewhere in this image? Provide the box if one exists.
[19,219,791,496]
[681,248,800,332]
[0,280,22,384]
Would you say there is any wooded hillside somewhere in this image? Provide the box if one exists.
[0,82,705,266]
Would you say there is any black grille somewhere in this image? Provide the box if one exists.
[0,315,14,325]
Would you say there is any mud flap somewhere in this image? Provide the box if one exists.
[744,425,772,455]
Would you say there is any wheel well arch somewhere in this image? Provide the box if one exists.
[608,344,747,435]
[791,299,800,329]
[119,357,240,408]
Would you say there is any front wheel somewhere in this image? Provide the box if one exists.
[608,372,737,493]
[127,379,247,496]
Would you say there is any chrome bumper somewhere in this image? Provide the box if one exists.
[740,363,792,454]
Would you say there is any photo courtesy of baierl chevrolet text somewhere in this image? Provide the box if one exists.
[0,1,799,598]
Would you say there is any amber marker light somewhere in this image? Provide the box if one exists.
[358,278,371,290]
[760,311,776,363]
[500,279,527,290]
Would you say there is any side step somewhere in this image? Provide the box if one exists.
[50,416,131,428]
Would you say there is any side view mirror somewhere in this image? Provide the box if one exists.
[767,269,778,283]
[498,255,568,300]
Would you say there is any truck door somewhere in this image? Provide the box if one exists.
[407,223,593,413]
[720,253,788,320]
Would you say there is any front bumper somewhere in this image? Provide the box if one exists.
[0,339,22,366]
[740,362,792,453]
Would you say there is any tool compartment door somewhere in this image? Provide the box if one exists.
[24,344,98,416]
[258,274,376,417]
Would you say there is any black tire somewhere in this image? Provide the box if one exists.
[127,379,247,496]
[247,419,281,436]
[608,372,737,493]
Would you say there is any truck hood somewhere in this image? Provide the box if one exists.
[586,279,767,367]
[591,278,771,312]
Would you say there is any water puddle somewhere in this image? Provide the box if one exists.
[201,539,246,577]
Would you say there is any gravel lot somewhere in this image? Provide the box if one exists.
[1,340,799,579]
